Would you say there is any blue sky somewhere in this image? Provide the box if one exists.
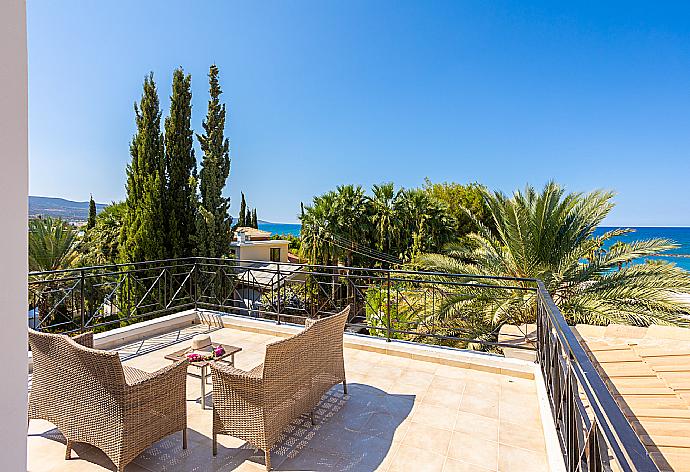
[28,1,690,225]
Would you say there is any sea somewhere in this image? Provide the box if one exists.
[259,223,690,271]
[258,222,301,237]
[595,227,690,272]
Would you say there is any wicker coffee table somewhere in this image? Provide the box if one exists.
[165,343,242,409]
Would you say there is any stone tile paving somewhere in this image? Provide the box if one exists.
[28,325,550,471]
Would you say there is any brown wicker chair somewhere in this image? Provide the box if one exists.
[211,306,350,470]
[28,329,189,472]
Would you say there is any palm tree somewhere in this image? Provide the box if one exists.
[29,217,80,272]
[80,202,126,265]
[417,182,690,331]
[395,189,455,262]
[300,191,338,265]
[370,183,400,255]
[28,217,81,330]
[332,185,370,266]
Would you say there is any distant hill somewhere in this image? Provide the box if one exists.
[29,196,107,223]
[29,196,285,226]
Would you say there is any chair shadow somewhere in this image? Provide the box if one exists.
[30,383,413,472]
[212,382,414,471]
[29,425,200,471]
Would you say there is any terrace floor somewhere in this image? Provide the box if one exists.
[28,324,551,472]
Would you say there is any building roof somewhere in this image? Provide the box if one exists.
[573,324,690,472]
[234,226,272,240]
[235,261,304,290]
[230,239,289,247]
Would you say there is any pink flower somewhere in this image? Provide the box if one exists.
[214,346,225,357]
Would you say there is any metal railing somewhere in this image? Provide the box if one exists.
[28,257,536,350]
[28,257,659,471]
[536,281,658,472]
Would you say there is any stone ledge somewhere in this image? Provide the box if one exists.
[206,311,537,380]
[29,309,200,373]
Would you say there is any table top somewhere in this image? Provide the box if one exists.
[165,343,242,367]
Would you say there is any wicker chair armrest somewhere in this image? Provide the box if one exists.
[71,331,94,348]
[211,361,265,407]
[211,361,263,381]
[125,359,188,388]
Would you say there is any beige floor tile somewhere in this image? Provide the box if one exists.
[28,324,548,472]
[378,355,412,369]
[389,379,430,397]
[435,364,470,380]
[443,458,496,472]
[407,359,440,374]
[497,443,549,472]
[401,422,453,456]
[454,411,499,442]
[423,386,465,410]
[499,400,541,427]
[459,392,499,419]
[430,375,466,393]
[498,420,546,452]
[411,403,458,430]
[447,432,499,471]
[464,381,501,399]
[388,445,446,472]
[396,370,435,389]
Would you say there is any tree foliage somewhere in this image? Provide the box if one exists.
[237,192,247,227]
[423,179,494,236]
[195,65,232,257]
[299,183,455,266]
[417,182,690,330]
[29,217,80,271]
[119,73,167,263]
[164,67,197,258]
[87,195,97,230]
[80,202,126,265]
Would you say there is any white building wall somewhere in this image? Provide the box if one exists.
[0,0,28,469]
[236,241,289,262]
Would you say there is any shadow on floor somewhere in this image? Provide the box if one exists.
[30,383,413,471]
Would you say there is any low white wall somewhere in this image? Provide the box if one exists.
[94,309,199,350]
[200,310,537,379]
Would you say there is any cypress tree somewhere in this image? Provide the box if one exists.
[238,192,247,227]
[164,67,197,258]
[245,207,251,228]
[119,72,166,263]
[195,65,232,257]
[87,195,97,229]
[251,208,258,228]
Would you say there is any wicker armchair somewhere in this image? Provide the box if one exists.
[211,306,350,470]
[28,329,189,472]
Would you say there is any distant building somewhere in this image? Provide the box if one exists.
[230,227,288,263]
[229,228,305,318]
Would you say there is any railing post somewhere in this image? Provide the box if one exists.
[193,261,198,310]
[276,263,281,325]
[386,271,391,342]
[80,269,85,333]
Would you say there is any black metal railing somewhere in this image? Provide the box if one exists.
[27,257,659,471]
[28,257,536,350]
[536,281,658,472]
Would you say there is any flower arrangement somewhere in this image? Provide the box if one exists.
[185,345,225,362]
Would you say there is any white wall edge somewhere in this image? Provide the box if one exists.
[534,365,567,472]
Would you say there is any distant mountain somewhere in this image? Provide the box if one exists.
[29,196,107,223]
[29,196,289,226]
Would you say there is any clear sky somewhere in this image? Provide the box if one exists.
[28,1,690,225]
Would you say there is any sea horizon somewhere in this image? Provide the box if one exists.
[260,223,690,272]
